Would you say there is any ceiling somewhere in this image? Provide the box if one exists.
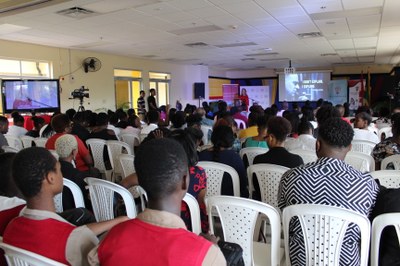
[0,0,399,71]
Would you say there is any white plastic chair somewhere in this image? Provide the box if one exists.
[234,118,246,129]
[32,137,48,148]
[371,213,400,266]
[20,135,34,148]
[378,126,392,141]
[197,161,240,198]
[182,193,202,235]
[200,125,212,145]
[290,149,317,164]
[282,204,371,266]
[206,196,283,266]
[239,147,268,167]
[119,154,136,178]
[4,135,23,151]
[53,178,86,213]
[1,145,19,153]
[85,177,136,221]
[370,170,400,188]
[351,139,376,155]
[0,241,67,266]
[106,140,133,178]
[380,154,400,170]
[120,133,140,153]
[86,138,111,181]
[139,133,148,142]
[247,163,289,207]
[344,151,375,172]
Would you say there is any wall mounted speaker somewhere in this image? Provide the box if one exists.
[194,82,205,99]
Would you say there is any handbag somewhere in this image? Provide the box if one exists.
[218,241,245,266]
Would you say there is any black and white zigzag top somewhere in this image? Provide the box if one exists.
[278,157,379,266]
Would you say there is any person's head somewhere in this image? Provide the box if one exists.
[282,101,289,111]
[315,105,341,125]
[211,125,234,150]
[127,114,141,128]
[65,108,76,121]
[285,74,300,96]
[140,90,145,97]
[195,107,206,118]
[186,113,202,129]
[316,117,354,160]
[12,147,62,199]
[266,116,291,146]
[95,112,109,127]
[217,101,227,112]
[0,152,21,198]
[147,110,159,124]
[354,112,372,129]
[116,108,128,121]
[31,116,45,130]
[335,104,345,117]
[171,111,186,129]
[256,115,268,138]
[169,129,198,167]
[55,134,78,160]
[298,120,314,135]
[135,138,188,204]
[248,112,260,127]
[127,108,136,117]
[51,113,72,133]
[13,114,24,127]
[241,88,247,96]
[0,115,9,134]
[150,88,156,96]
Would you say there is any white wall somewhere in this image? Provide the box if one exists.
[0,39,209,112]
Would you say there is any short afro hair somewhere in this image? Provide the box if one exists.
[12,147,57,198]
[318,117,354,148]
[51,114,70,133]
[135,138,187,200]
[267,116,291,142]
[316,105,341,125]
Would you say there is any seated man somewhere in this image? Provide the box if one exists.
[3,147,127,266]
[88,138,226,265]
[278,117,379,266]
[353,111,379,143]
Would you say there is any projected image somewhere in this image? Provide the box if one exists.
[279,72,330,102]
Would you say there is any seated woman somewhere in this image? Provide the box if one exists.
[169,129,208,233]
[121,114,141,136]
[199,125,249,198]
[244,115,268,148]
[26,116,45,138]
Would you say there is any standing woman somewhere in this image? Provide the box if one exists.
[239,88,249,111]
[199,125,249,198]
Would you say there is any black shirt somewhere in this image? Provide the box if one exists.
[147,95,157,111]
[254,146,304,168]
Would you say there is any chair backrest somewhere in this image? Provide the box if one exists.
[85,177,136,221]
[380,154,400,170]
[32,137,48,147]
[119,154,135,178]
[282,204,371,266]
[234,118,246,129]
[120,133,140,152]
[86,138,107,172]
[182,193,202,235]
[206,196,281,266]
[371,213,400,266]
[54,178,86,213]
[0,241,67,266]
[370,170,400,188]
[139,133,148,142]
[20,135,34,148]
[290,149,317,164]
[344,151,375,172]
[378,126,392,141]
[4,135,23,150]
[351,139,376,155]
[106,140,132,175]
[239,147,268,167]
[200,125,212,145]
[197,161,240,198]
[247,163,289,207]
[1,145,19,153]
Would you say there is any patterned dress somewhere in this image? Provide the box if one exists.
[278,157,379,266]
[372,137,400,169]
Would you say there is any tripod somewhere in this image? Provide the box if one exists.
[77,98,85,112]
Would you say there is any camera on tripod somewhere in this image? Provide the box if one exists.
[70,86,89,100]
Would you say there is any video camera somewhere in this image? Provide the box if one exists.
[70,86,89,100]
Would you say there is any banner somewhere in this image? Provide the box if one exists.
[327,80,347,105]
[239,86,271,109]
[348,79,366,111]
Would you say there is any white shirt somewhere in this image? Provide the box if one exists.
[7,125,27,137]
[353,128,380,144]
[140,123,158,135]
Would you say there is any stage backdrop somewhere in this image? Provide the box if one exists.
[327,79,348,105]
[239,85,271,109]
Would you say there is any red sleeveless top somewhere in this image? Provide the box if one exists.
[3,217,75,265]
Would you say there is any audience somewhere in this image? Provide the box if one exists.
[88,138,225,265]
[243,115,268,149]
[7,113,27,137]
[278,117,379,266]
[141,110,159,134]
[353,112,379,143]
[0,116,9,147]
[89,112,118,140]
[26,116,45,138]
[3,147,128,265]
